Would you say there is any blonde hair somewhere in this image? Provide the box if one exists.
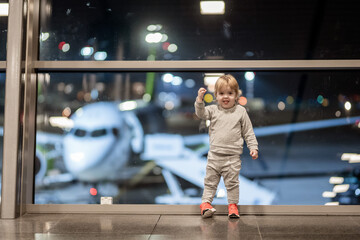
[214,74,241,98]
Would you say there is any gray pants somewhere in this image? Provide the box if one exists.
[202,151,242,204]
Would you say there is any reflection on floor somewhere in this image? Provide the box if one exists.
[1,213,360,239]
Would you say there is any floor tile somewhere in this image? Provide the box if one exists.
[149,234,262,240]
[0,214,63,234]
[151,215,261,239]
[350,216,360,226]
[262,234,360,240]
[256,215,360,235]
[0,233,36,240]
[47,214,160,234]
[33,233,150,240]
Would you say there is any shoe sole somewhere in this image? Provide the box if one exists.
[228,213,240,218]
[202,208,216,218]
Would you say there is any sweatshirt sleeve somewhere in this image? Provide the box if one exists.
[194,101,211,120]
[241,110,258,151]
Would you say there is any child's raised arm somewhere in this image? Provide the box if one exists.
[196,87,207,103]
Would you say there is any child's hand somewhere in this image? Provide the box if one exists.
[197,88,207,102]
[250,150,258,160]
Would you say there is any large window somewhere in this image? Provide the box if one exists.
[25,0,360,209]
[39,0,360,61]
[34,71,360,205]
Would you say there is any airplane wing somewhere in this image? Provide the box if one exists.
[155,154,276,205]
[142,134,276,204]
[182,116,360,146]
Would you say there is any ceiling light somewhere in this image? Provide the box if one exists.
[200,1,225,15]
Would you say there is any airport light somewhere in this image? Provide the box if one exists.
[333,184,350,193]
[142,93,151,102]
[185,79,195,88]
[329,177,344,185]
[81,46,94,56]
[162,73,174,83]
[317,95,324,104]
[164,101,175,110]
[245,71,255,81]
[341,153,358,161]
[119,101,138,111]
[171,76,183,86]
[40,32,50,41]
[147,25,158,31]
[204,73,224,86]
[61,43,70,52]
[277,101,285,111]
[147,24,162,31]
[204,93,213,103]
[322,191,336,198]
[90,187,97,196]
[239,96,247,106]
[94,51,107,61]
[0,3,8,16]
[344,101,351,110]
[145,33,163,43]
[286,96,294,104]
[349,154,360,163]
[200,1,225,15]
[49,116,74,129]
[355,189,360,196]
[161,34,168,42]
[168,43,178,53]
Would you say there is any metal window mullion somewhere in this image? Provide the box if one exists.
[20,0,40,215]
[33,59,360,71]
[1,0,26,219]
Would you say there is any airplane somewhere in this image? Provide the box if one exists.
[0,100,359,205]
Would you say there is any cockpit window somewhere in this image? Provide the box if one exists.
[74,129,87,137]
[91,129,107,137]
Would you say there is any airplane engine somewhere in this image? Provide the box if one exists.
[35,149,47,184]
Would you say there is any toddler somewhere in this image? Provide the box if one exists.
[194,74,258,218]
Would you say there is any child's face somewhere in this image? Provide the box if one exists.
[216,85,237,109]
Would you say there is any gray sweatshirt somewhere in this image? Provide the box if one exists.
[194,101,258,155]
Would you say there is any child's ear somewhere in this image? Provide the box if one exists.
[237,89,242,99]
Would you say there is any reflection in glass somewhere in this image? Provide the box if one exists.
[0,1,7,60]
[39,0,360,60]
[34,71,360,205]
[0,73,5,203]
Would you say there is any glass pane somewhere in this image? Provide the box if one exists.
[0,73,5,203]
[35,71,360,205]
[39,0,360,61]
[0,1,8,61]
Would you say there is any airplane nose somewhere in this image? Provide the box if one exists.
[63,134,116,174]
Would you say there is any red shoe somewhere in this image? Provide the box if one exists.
[200,202,216,218]
[228,204,239,218]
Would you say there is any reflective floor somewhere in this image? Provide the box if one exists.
[1,213,360,239]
